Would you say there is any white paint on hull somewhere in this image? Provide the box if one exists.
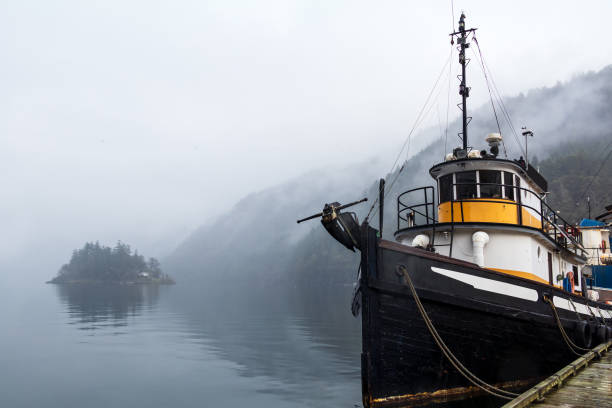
[552,296,592,316]
[430,266,539,302]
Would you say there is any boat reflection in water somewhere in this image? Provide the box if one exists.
[50,280,508,407]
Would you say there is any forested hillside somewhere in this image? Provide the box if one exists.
[165,66,612,295]
[538,137,612,222]
[287,133,612,293]
[49,242,174,284]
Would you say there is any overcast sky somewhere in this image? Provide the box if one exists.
[1,0,611,275]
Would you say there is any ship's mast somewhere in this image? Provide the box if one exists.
[451,13,477,152]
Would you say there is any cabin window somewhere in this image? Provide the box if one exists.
[503,172,514,201]
[439,174,453,203]
[547,252,553,285]
[479,170,502,198]
[572,265,579,285]
[456,171,477,199]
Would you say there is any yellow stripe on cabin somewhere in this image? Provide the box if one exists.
[486,267,550,285]
[438,199,542,229]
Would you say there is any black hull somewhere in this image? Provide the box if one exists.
[358,226,612,407]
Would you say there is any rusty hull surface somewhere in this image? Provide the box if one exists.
[366,379,534,407]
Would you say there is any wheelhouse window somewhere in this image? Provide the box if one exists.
[503,171,514,201]
[438,170,518,202]
[456,171,477,199]
[479,170,502,198]
[439,174,453,203]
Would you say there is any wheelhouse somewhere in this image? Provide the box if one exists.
[395,149,588,293]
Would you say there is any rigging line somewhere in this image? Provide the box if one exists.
[472,38,506,157]
[444,45,453,158]
[370,63,452,221]
[481,58,526,157]
[473,44,523,157]
[365,53,452,221]
[389,52,452,175]
[370,101,439,221]
[414,69,453,137]
[490,75,523,157]
[437,104,444,156]
[445,0,454,156]
[481,61,522,156]
[575,139,612,213]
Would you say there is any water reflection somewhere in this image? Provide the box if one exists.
[168,285,363,406]
[169,285,504,408]
[55,284,161,331]
[50,282,503,407]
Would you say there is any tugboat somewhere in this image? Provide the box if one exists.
[298,13,612,407]
[579,205,612,303]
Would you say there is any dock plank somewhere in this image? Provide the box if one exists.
[533,345,612,408]
[502,341,612,408]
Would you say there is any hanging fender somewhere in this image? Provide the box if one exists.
[566,271,575,293]
[573,320,591,349]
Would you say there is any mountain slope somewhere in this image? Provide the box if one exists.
[165,65,612,293]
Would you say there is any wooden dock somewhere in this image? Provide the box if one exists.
[502,340,612,408]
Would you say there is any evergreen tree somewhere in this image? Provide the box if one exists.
[49,242,173,284]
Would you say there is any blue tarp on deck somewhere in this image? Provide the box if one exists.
[593,265,612,289]
[580,218,606,227]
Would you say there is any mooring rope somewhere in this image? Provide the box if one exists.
[582,301,607,326]
[596,306,608,325]
[395,265,519,400]
[569,297,604,325]
[543,296,590,356]
[567,297,584,322]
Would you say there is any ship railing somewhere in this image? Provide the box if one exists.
[396,181,586,258]
[582,247,612,266]
[397,186,437,231]
[450,181,585,256]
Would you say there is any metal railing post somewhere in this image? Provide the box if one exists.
[397,195,400,231]
[424,188,429,225]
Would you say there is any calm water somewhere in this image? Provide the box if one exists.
[0,282,363,407]
[0,282,503,407]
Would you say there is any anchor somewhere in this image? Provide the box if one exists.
[296,197,367,252]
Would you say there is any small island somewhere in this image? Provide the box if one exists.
[48,241,175,284]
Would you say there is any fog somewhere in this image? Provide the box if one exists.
[2,1,612,281]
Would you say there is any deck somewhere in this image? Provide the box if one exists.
[502,340,612,408]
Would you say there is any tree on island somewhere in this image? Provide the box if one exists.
[48,241,174,284]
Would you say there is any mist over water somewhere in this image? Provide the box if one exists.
[2,2,612,407]
[0,281,366,408]
[1,279,512,407]
[2,64,610,408]
[1,66,609,408]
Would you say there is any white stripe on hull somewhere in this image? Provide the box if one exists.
[430,266,539,302]
[428,267,612,317]
[553,296,592,316]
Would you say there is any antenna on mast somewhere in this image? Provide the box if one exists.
[521,127,534,169]
[450,12,477,157]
